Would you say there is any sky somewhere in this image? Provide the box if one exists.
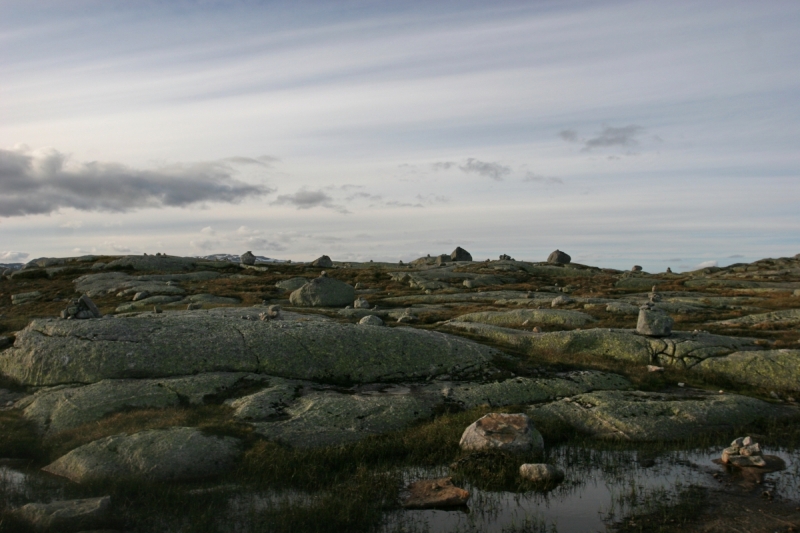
[1,0,799,271]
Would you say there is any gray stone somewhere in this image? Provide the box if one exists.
[19,373,251,433]
[450,247,473,262]
[1,314,495,385]
[289,276,355,307]
[11,291,43,305]
[358,315,385,326]
[115,295,183,312]
[459,413,543,453]
[252,389,439,447]
[42,427,241,483]
[636,306,674,337]
[104,255,201,271]
[275,277,310,292]
[605,302,640,315]
[453,309,595,329]
[311,255,333,268]
[16,496,110,532]
[519,463,564,484]
[528,390,795,440]
[353,297,371,309]
[547,250,571,264]
[240,251,256,265]
[711,308,800,328]
[695,350,800,392]
[551,295,574,307]
[631,265,642,272]
[225,378,298,421]
[132,291,150,301]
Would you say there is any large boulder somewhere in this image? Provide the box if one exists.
[42,427,241,483]
[459,413,543,453]
[547,250,571,264]
[0,312,495,385]
[450,247,473,262]
[311,255,333,268]
[15,496,111,532]
[275,277,310,292]
[289,276,354,307]
[240,251,256,265]
[528,390,796,440]
[519,463,564,484]
[636,305,674,337]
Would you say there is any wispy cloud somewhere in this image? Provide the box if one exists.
[582,125,643,152]
[459,158,511,181]
[523,172,563,184]
[273,188,349,214]
[0,147,274,217]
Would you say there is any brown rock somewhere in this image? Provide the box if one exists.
[402,477,469,509]
[459,412,544,453]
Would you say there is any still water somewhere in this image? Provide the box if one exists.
[381,445,800,533]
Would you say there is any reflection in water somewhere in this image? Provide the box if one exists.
[381,446,800,533]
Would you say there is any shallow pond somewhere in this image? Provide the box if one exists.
[382,445,800,533]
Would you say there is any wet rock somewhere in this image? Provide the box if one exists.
[42,427,241,483]
[11,291,43,305]
[240,251,256,265]
[16,496,111,532]
[358,315,384,326]
[460,413,543,453]
[1,314,494,385]
[547,250,571,264]
[311,255,333,268]
[636,303,673,337]
[402,477,469,509]
[519,463,564,484]
[450,247,473,262]
[528,390,796,441]
[275,277,309,292]
[289,275,354,307]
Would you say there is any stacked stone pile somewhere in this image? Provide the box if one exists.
[60,295,102,319]
[721,436,766,467]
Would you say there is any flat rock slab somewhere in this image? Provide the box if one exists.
[442,322,759,368]
[434,371,631,409]
[1,313,495,385]
[460,412,543,453]
[453,309,596,328]
[43,427,241,483]
[711,308,800,328]
[16,496,110,532]
[528,390,797,441]
[251,389,439,447]
[17,372,259,434]
[695,350,800,392]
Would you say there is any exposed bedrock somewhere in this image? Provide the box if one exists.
[0,311,497,386]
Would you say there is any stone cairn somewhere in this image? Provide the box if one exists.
[721,436,766,467]
[240,251,256,265]
[60,295,102,320]
[636,286,673,337]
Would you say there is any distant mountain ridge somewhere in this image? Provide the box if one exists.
[0,263,23,271]
[198,253,285,264]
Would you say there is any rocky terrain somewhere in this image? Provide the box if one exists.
[1,249,799,532]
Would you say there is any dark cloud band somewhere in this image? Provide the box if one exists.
[0,147,273,217]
